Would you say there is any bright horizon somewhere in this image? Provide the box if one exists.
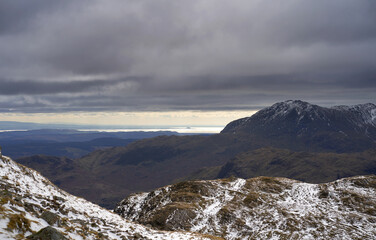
[0,110,257,128]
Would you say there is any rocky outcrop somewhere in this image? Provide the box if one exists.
[115,176,376,240]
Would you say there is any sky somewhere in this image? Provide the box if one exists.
[0,0,375,126]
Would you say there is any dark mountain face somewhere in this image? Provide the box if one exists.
[0,129,187,159]
[222,100,376,152]
[186,147,376,183]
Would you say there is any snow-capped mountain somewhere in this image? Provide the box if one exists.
[222,100,376,134]
[115,176,376,240]
[0,155,216,240]
[221,100,376,152]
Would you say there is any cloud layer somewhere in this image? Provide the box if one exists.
[0,0,375,112]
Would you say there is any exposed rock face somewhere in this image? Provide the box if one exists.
[115,176,376,240]
[27,226,67,240]
[0,155,216,240]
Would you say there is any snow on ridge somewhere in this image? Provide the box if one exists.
[0,156,213,240]
[262,100,376,123]
[223,100,376,134]
[116,176,376,240]
[332,103,376,125]
[269,100,316,117]
[254,100,327,122]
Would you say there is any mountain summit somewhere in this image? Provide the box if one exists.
[221,100,376,152]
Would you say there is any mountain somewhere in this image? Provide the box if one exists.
[185,147,376,183]
[0,155,217,240]
[115,176,376,240]
[0,129,183,142]
[14,100,376,208]
[222,100,376,152]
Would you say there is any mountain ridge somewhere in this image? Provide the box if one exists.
[0,155,217,239]
[115,175,376,240]
[185,147,376,183]
[221,100,376,152]
[222,100,376,134]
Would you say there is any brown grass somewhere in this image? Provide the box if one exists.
[7,214,31,233]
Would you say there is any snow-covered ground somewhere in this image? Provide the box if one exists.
[116,175,376,240]
[0,155,215,240]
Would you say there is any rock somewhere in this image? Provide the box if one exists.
[27,226,67,240]
[40,211,60,226]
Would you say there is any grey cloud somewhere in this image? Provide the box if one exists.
[0,1,72,35]
[0,77,143,95]
[0,0,375,113]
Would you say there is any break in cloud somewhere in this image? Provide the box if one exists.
[0,0,375,113]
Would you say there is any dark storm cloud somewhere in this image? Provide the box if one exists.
[0,0,66,34]
[0,0,375,113]
[0,77,144,95]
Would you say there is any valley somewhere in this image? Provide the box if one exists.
[11,100,376,208]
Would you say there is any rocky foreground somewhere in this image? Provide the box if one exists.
[0,155,218,240]
[115,175,376,240]
[1,151,375,240]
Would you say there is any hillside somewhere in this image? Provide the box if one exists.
[14,155,115,208]
[2,138,135,159]
[115,176,376,240]
[15,100,376,208]
[0,129,184,159]
[186,148,376,183]
[0,155,217,240]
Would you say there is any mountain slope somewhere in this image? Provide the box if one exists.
[115,176,376,240]
[73,134,246,207]
[0,155,217,240]
[3,138,136,159]
[14,155,118,208]
[186,148,376,183]
[222,100,376,152]
[0,129,186,159]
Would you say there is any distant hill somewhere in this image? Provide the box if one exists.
[2,137,135,159]
[14,100,376,208]
[0,129,184,158]
[0,129,182,142]
[186,147,376,183]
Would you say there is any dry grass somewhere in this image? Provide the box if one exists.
[243,192,262,208]
[7,213,31,233]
